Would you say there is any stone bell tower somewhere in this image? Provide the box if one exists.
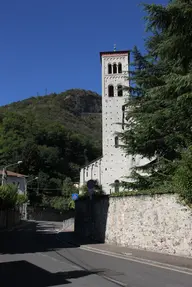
[99,48,132,192]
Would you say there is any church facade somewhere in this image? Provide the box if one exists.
[79,49,148,194]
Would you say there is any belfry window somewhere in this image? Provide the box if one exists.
[118,85,123,97]
[108,85,114,97]
[113,63,117,74]
[115,136,119,148]
[108,64,112,74]
[118,63,122,73]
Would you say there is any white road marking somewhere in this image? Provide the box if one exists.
[80,245,132,257]
[79,246,192,276]
[56,232,192,277]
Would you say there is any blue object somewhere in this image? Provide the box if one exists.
[72,193,79,201]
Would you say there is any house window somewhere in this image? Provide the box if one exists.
[108,64,112,74]
[118,63,122,73]
[108,85,114,97]
[113,64,117,74]
[115,136,119,148]
[86,171,88,177]
[118,85,123,97]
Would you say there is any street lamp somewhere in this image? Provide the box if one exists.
[1,160,23,186]
[26,177,38,185]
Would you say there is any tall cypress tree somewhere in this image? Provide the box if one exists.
[121,0,192,190]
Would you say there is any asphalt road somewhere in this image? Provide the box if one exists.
[0,221,192,287]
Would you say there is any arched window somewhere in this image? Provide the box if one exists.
[108,64,112,74]
[115,136,119,148]
[114,180,120,193]
[118,63,122,73]
[118,85,123,97]
[113,63,117,74]
[108,85,114,97]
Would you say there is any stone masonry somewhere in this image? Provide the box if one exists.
[75,194,192,257]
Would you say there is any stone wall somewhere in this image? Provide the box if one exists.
[75,194,192,257]
[0,210,20,229]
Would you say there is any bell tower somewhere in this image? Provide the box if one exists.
[100,48,131,192]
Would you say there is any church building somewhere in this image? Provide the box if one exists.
[79,49,147,194]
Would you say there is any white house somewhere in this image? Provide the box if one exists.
[0,170,27,195]
[80,49,148,194]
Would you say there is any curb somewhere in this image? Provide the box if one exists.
[56,232,192,276]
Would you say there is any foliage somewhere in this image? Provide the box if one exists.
[0,89,102,206]
[50,196,70,211]
[78,181,105,199]
[62,177,78,197]
[16,194,28,205]
[172,146,192,204]
[41,195,73,211]
[79,184,89,196]
[0,184,18,210]
[120,0,192,194]
[111,188,175,198]
[40,177,78,211]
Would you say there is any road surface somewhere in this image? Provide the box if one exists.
[0,221,192,287]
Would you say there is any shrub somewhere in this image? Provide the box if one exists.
[78,182,105,200]
[172,146,192,204]
[0,184,18,210]
[16,194,28,205]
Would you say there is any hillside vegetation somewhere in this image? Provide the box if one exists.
[0,89,102,148]
[0,89,102,204]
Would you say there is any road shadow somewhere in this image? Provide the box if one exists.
[0,260,100,286]
[0,195,109,255]
[0,221,79,255]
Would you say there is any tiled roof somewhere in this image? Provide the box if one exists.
[100,50,130,61]
[0,170,27,178]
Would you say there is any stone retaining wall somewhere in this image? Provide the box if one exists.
[75,194,192,257]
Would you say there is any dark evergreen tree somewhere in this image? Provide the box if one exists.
[120,0,192,190]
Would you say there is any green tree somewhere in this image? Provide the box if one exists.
[62,177,77,197]
[0,102,101,207]
[172,146,192,204]
[121,0,192,190]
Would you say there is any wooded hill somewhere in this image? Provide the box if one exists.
[0,89,102,197]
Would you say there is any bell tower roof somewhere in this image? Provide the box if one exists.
[100,50,130,61]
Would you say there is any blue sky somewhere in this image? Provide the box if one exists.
[0,0,167,106]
